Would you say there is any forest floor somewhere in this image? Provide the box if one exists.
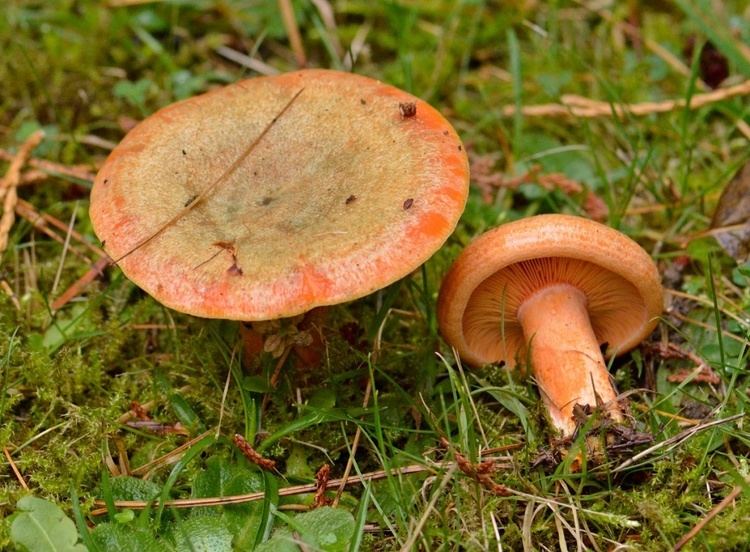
[2,1,750,550]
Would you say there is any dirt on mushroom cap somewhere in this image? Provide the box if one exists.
[90,69,469,320]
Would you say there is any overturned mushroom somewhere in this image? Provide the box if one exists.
[437,215,663,436]
[90,69,469,363]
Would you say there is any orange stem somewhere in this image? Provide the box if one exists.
[517,284,622,436]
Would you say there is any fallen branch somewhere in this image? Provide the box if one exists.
[502,79,750,118]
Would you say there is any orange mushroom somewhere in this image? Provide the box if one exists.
[437,215,663,436]
[90,69,469,362]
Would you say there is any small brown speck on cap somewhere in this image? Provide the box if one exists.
[403,198,414,210]
[399,102,417,118]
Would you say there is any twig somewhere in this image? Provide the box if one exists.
[50,257,110,311]
[16,198,106,258]
[92,453,514,515]
[0,148,95,183]
[112,88,304,264]
[0,131,45,254]
[612,413,744,473]
[673,484,744,551]
[1,280,21,310]
[92,462,439,514]
[277,0,307,67]
[3,447,29,490]
[502,79,750,118]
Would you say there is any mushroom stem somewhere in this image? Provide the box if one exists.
[517,283,622,436]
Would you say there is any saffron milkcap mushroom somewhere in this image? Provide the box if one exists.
[437,214,663,436]
[90,69,469,353]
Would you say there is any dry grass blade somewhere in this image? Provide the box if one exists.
[0,130,45,254]
[129,429,214,477]
[399,466,457,552]
[502,79,750,118]
[214,46,279,76]
[612,413,744,473]
[332,379,372,507]
[112,88,304,265]
[277,0,307,67]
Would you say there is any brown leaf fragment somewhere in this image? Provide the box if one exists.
[439,437,509,496]
[710,162,750,262]
[313,464,332,508]
[233,434,276,471]
[684,38,729,90]
[129,401,151,421]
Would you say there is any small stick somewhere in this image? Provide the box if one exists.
[92,462,453,514]
[0,131,45,254]
[50,257,110,311]
[0,148,94,182]
[673,484,744,551]
[277,0,307,67]
[3,447,29,490]
[1,279,21,310]
[16,198,106,258]
[501,79,750,118]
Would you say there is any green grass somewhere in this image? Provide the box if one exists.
[2,0,750,550]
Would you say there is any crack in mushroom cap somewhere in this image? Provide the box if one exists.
[437,214,664,367]
[90,69,469,320]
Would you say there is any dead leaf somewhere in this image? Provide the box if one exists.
[710,162,750,262]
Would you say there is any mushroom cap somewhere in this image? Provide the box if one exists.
[437,214,663,367]
[90,69,469,321]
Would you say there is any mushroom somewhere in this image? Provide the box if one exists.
[90,69,469,362]
[437,214,663,436]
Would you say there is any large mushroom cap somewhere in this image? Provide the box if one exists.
[437,214,663,367]
[91,69,469,320]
